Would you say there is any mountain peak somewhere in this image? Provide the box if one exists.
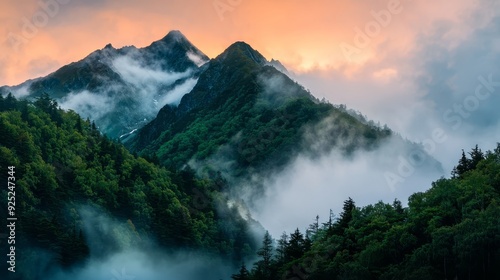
[268,59,288,74]
[161,30,188,43]
[217,41,268,65]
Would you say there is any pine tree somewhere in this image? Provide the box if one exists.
[231,263,250,280]
[392,198,404,215]
[338,197,355,230]
[469,144,484,170]
[308,215,319,236]
[286,228,305,262]
[254,231,273,279]
[322,209,334,230]
[276,231,288,264]
[452,150,470,178]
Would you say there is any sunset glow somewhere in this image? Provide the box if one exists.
[0,0,477,86]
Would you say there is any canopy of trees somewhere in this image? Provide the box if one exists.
[237,145,500,279]
[0,94,258,279]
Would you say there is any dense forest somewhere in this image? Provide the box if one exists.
[1,91,499,280]
[234,145,500,279]
[0,93,259,280]
[127,42,405,183]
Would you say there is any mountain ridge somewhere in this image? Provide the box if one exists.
[0,30,443,184]
[0,30,209,139]
[123,36,443,196]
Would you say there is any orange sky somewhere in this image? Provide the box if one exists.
[0,0,475,86]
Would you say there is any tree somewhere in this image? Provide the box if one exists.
[452,150,470,178]
[286,228,305,262]
[322,209,334,230]
[4,92,17,110]
[337,197,355,231]
[452,146,485,178]
[231,263,250,280]
[392,198,404,213]
[276,231,288,264]
[468,144,484,170]
[308,215,320,237]
[253,231,274,279]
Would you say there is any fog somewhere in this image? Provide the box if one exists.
[249,136,442,237]
[58,49,199,137]
[31,206,235,280]
[8,83,32,99]
[234,122,444,237]
[190,70,444,238]
[186,51,209,67]
[247,1,500,235]
[290,0,500,175]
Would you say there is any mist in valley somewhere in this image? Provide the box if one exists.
[24,206,236,280]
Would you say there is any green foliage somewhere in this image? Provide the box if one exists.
[129,55,392,183]
[232,263,251,280]
[235,145,500,280]
[0,95,258,276]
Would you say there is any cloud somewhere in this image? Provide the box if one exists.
[59,90,114,121]
[51,249,234,280]
[256,71,309,108]
[111,55,192,87]
[291,0,500,174]
[26,56,61,77]
[242,128,443,237]
[0,0,476,87]
[9,83,32,99]
[57,50,198,136]
[25,206,235,280]
[186,51,208,67]
[157,77,198,106]
[192,73,443,238]
[110,52,198,108]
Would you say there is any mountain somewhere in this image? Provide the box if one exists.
[0,30,209,139]
[4,31,488,280]
[0,30,443,217]
[0,94,261,280]
[239,145,500,280]
[126,40,442,193]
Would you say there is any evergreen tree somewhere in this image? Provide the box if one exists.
[337,197,355,231]
[452,150,471,178]
[468,144,484,170]
[308,215,319,237]
[231,263,250,280]
[322,209,334,230]
[276,231,288,265]
[253,231,274,279]
[4,92,17,110]
[286,228,305,262]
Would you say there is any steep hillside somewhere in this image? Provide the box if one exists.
[0,94,259,280]
[236,145,500,280]
[127,41,441,188]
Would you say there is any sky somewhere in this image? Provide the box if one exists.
[1,0,500,235]
[0,0,488,85]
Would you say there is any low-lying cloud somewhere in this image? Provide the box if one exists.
[290,0,500,175]
[111,55,192,88]
[193,72,444,238]
[58,50,199,137]
[29,206,235,280]
[59,90,114,121]
[249,136,442,237]
[186,51,209,67]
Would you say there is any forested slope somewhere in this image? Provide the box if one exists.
[235,145,500,280]
[0,93,258,279]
